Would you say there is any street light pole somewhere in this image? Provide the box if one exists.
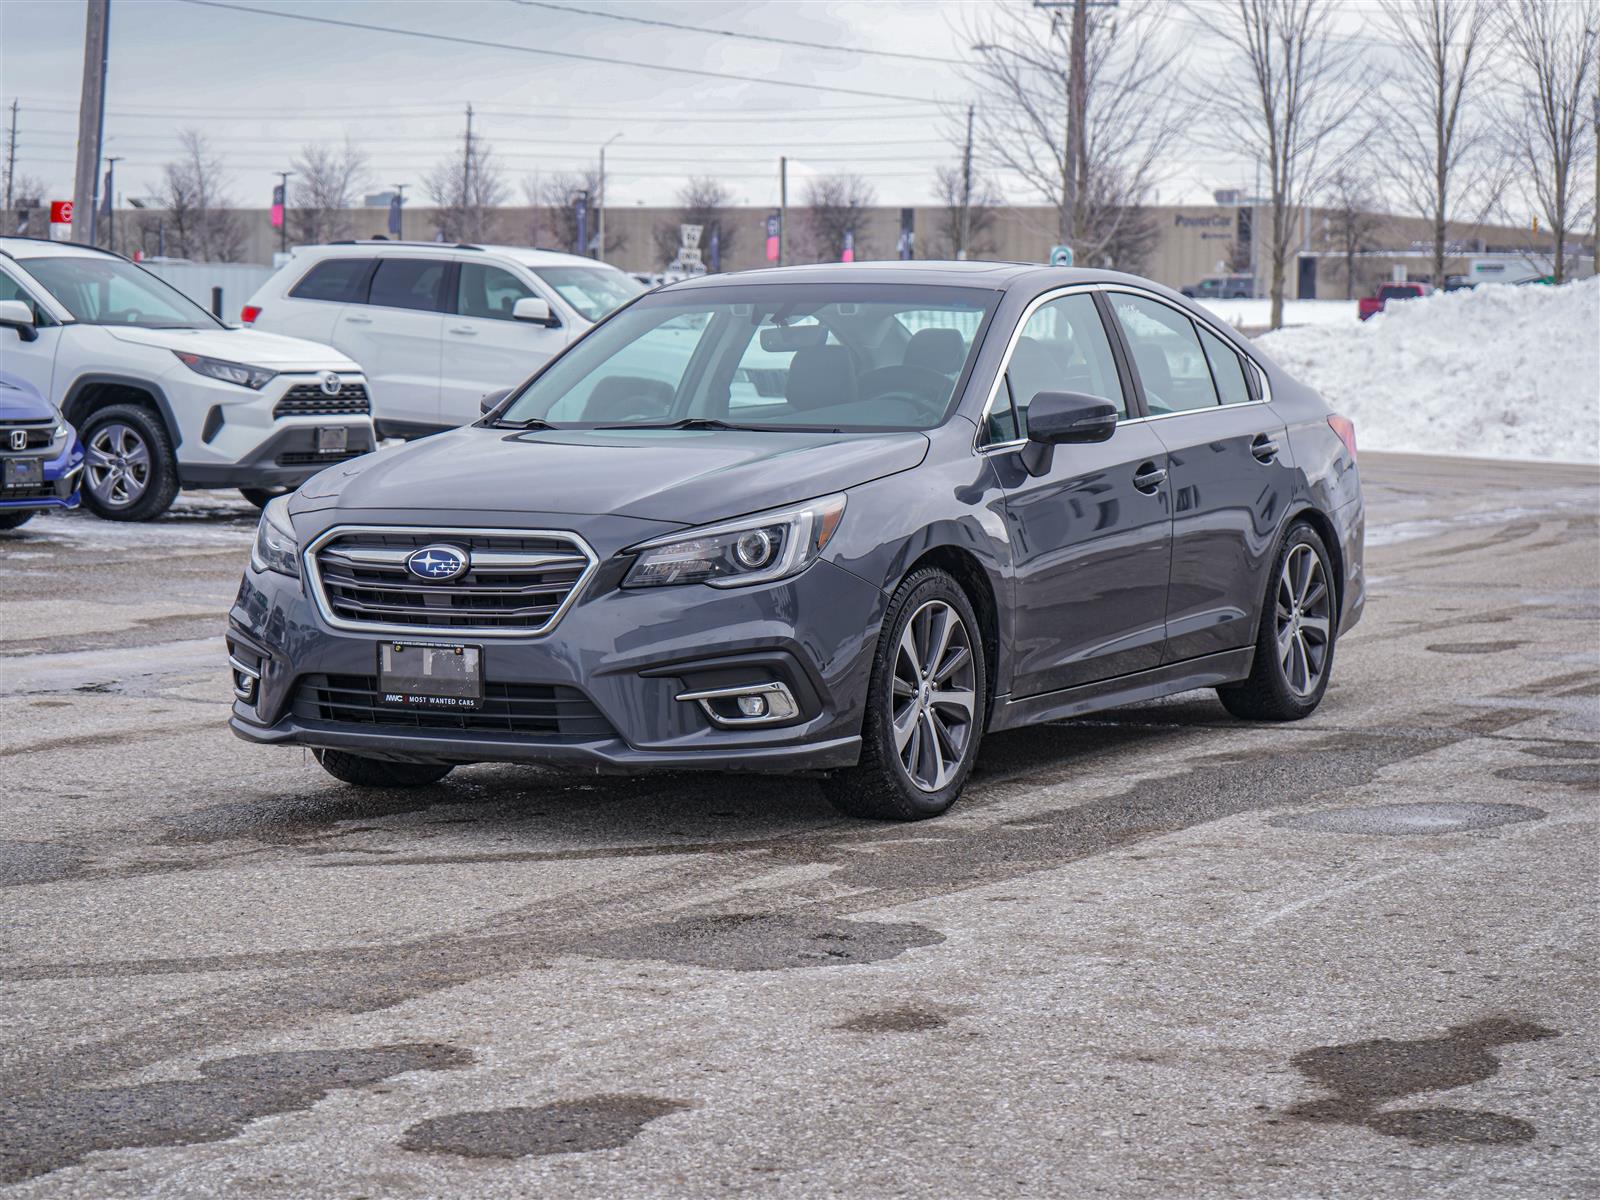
[778,156,788,266]
[104,156,121,253]
[277,170,292,258]
[597,132,622,262]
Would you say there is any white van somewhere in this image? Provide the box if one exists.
[243,242,646,437]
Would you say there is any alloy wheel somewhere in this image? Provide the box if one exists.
[86,422,152,509]
[1275,543,1332,696]
[891,599,978,792]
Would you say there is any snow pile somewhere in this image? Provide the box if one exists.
[1254,278,1599,463]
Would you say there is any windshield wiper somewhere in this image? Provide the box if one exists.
[492,416,557,430]
[596,417,766,432]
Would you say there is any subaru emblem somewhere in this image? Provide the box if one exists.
[406,544,469,581]
[8,430,23,451]
[319,371,342,397]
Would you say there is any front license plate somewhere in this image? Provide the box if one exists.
[316,425,349,453]
[2,458,43,488]
[377,642,483,711]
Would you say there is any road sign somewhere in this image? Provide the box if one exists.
[49,200,73,225]
[1049,244,1074,267]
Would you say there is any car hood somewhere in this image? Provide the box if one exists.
[0,371,54,422]
[296,425,930,526]
[104,326,360,369]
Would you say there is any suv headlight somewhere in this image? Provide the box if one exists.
[250,495,300,577]
[623,494,846,589]
[174,350,277,390]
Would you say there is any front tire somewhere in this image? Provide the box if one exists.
[80,403,179,521]
[821,568,986,821]
[239,487,290,509]
[1217,522,1337,721]
[0,509,37,530]
[313,748,455,788]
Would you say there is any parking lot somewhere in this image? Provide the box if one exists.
[0,451,1596,1197]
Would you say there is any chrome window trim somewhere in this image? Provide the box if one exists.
[303,524,600,640]
[973,281,1273,453]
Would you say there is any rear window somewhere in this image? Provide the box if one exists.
[1197,325,1251,405]
[289,258,369,303]
[367,259,447,312]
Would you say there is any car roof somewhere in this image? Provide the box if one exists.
[0,236,125,262]
[293,240,606,269]
[654,260,1189,299]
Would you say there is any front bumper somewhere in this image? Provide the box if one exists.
[226,544,885,774]
[179,423,377,489]
[0,436,83,512]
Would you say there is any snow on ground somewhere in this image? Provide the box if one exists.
[1194,298,1358,329]
[1254,278,1600,464]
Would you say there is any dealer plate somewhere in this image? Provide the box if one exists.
[2,458,43,488]
[316,426,349,453]
[377,642,483,711]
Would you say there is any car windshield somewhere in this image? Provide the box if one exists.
[530,266,646,322]
[19,256,223,329]
[497,282,997,432]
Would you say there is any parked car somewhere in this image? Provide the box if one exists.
[1357,281,1431,320]
[243,241,646,438]
[0,237,376,520]
[0,369,83,530]
[1181,274,1255,299]
[228,262,1364,821]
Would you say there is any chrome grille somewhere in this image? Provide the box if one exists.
[273,382,370,418]
[307,526,597,637]
[1,420,55,451]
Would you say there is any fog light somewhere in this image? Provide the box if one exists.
[737,694,768,718]
[675,680,799,725]
[227,649,262,704]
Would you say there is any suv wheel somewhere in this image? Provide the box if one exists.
[81,403,179,521]
[1217,522,1337,721]
[821,568,987,821]
[313,748,455,788]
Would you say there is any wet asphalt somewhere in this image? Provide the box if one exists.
[0,451,1595,1198]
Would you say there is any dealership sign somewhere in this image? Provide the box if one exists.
[49,200,73,225]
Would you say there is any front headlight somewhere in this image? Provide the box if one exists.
[623,494,846,589]
[174,350,277,390]
[249,495,300,578]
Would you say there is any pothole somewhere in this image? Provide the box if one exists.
[1425,641,1525,655]
[580,912,944,971]
[1270,802,1545,836]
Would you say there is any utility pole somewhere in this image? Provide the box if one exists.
[597,132,622,262]
[958,103,974,259]
[277,170,292,257]
[1033,0,1114,250]
[4,101,17,227]
[104,156,121,253]
[391,182,406,239]
[72,0,111,245]
[778,156,788,266]
[461,103,474,223]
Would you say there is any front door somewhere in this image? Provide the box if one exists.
[438,261,568,426]
[0,267,64,400]
[987,291,1173,698]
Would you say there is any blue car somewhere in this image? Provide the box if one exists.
[0,370,83,530]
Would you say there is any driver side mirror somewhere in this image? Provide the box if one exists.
[512,297,558,327]
[1020,391,1119,477]
[480,388,512,416]
[0,299,38,343]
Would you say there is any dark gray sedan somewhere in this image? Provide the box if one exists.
[228,262,1364,820]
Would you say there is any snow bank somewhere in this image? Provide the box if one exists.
[1254,279,1600,463]
[1196,298,1357,329]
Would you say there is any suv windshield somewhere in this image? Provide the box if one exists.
[528,266,646,322]
[497,282,997,432]
[21,256,223,329]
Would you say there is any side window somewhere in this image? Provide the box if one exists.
[1197,325,1251,405]
[288,258,369,303]
[987,293,1124,443]
[457,262,534,320]
[366,258,447,312]
[0,269,53,326]
[1109,293,1219,415]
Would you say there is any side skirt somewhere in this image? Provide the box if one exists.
[989,647,1255,732]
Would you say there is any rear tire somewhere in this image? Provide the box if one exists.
[821,568,986,821]
[313,748,455,788]
[0,509,37,530]
[80,403,179,522]
[1217,522,1337,721]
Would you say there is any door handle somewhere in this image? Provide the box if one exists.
[1132,462,1168,492]
[344,316,373,325]
[1251,434,1280,463]
[448,326,478,336]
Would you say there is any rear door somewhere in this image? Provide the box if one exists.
[1104,289,1296,664]
[437,260,568,426]
[333,257,446,431]
[264,256,368,343]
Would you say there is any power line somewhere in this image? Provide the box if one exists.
[20,103,954,126]
[506,0,969,67]
[175,0,954,104]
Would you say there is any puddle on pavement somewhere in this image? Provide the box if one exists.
[0,840,86,887]
[401,1095,688,1159]
[0,1043,471,1185]
[1287,1017,1558,1145]
[581,912,944,971]
[835,1005,953,1033]
[1519,741,1600,760]
[1425,641,1525,655]
[1494,763,1600,790]
[1270,802,1546,836]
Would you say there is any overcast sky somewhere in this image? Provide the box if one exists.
[1,0,1480,215]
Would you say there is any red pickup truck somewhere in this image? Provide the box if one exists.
[1358,282,1430,320]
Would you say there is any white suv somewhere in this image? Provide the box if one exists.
[243,241,645,437]
[0,237,376,521]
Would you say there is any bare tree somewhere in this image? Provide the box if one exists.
[925,163,1004,260]
[1322,168,1386,298]
[797,172,875,263]
[424,135,508,244]
[153,130,244,261]
[4,172,47,234]
[1500,0,1597,283]
[530,169,623,256]
[290,140,367,245]
[1201,0,1376,328]
[1380,0,1499,287]
[653,176,737,270]
[963,1,1184,268]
